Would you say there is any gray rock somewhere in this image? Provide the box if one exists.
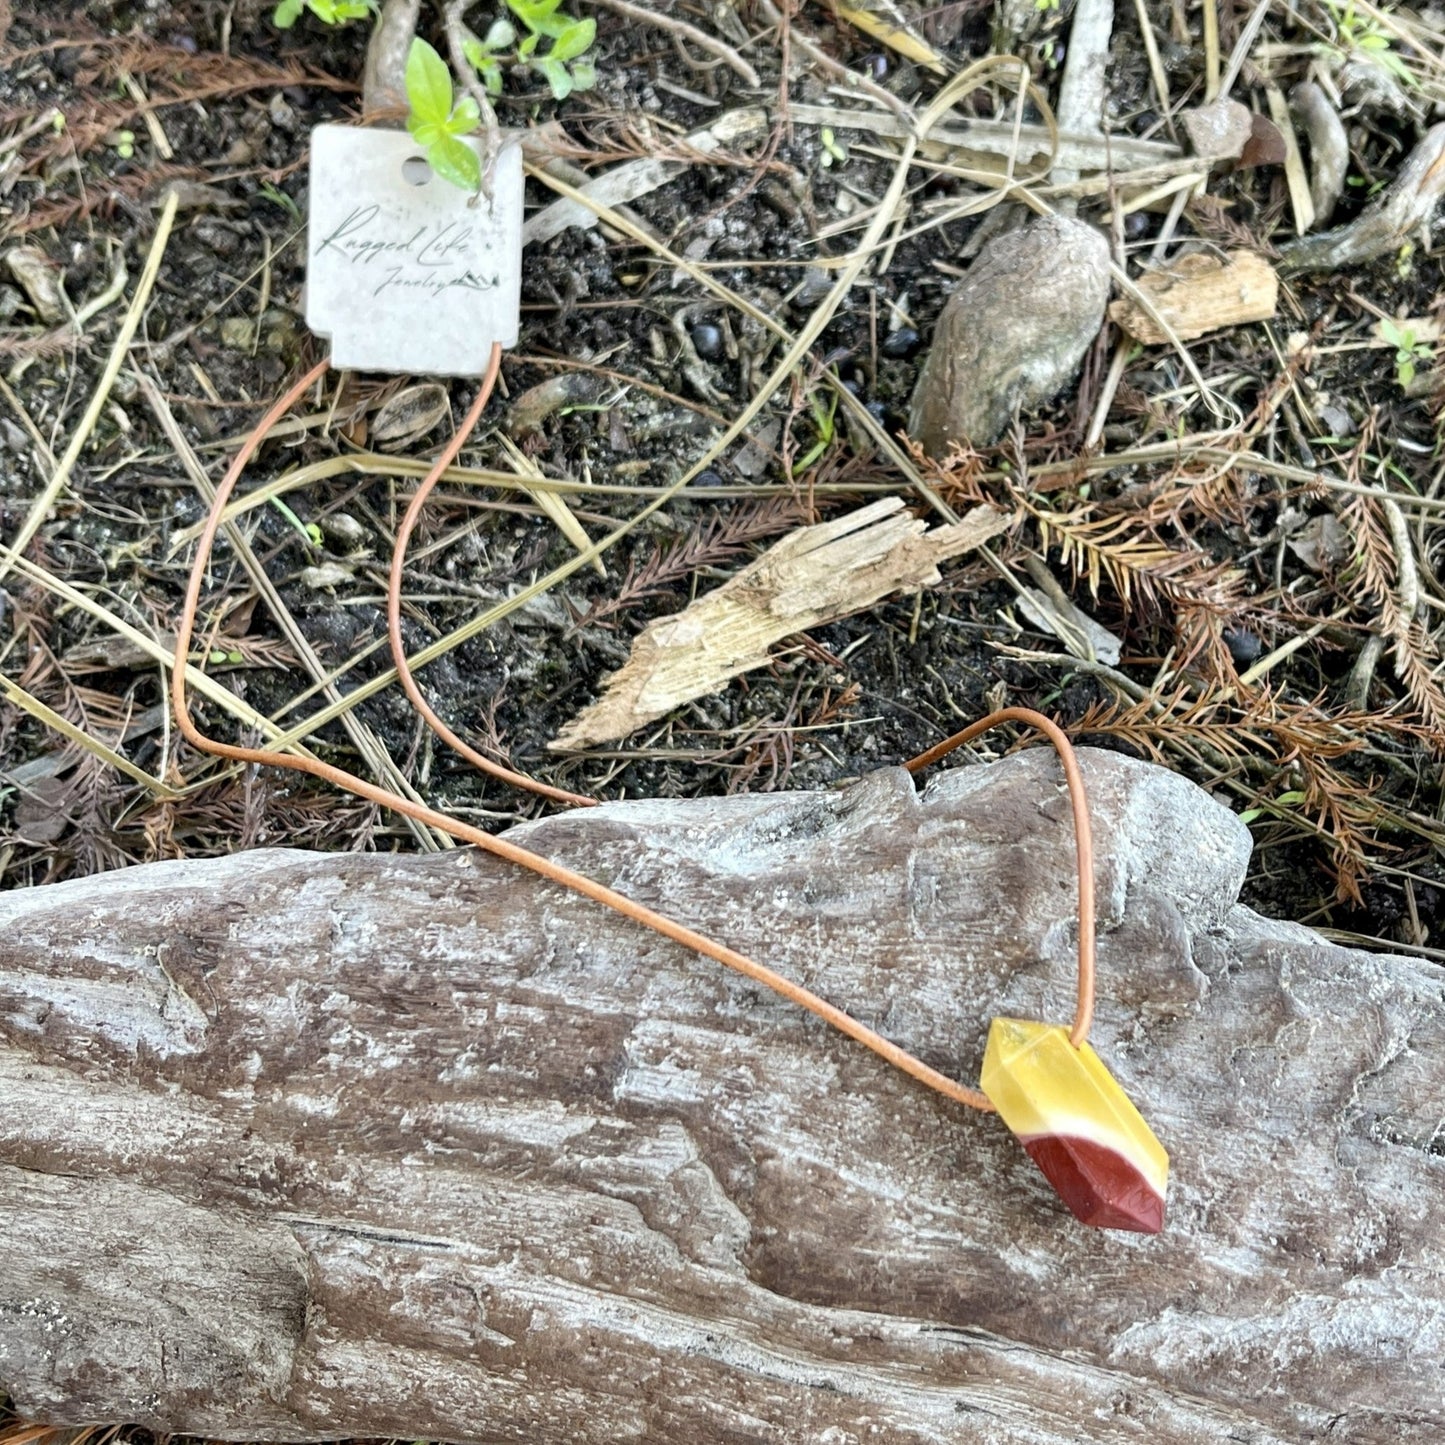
[909,214,1111,453]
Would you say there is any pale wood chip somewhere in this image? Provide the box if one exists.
[1108,250,1278,344]
[551,499,1012,749]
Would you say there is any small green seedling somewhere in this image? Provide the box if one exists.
[111,128,135,160]
[258,182,302,221]
[274,0,375,26]
[1323,1,1419,87]
[406,37,483,192]
[461,17,518,97]
[1379,318,1433,388]
[819,127,849,168]
[465,0,596,101]
[791,391,838,476]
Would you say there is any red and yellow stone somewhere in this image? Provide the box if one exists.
[980,1018,1169,1234]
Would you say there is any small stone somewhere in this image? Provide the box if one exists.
[791,265,834,308]
[322,513,369,549]
[220,317,258,350]
[1223,626,1263,667]
[300,562,355,591]
[908,215,1111,452]
[5,246,66,324]
[1181,97,1254,162]
[268,93,297,132]
[881,326,920,358]
[690,321,724,359]
[861,52,888,81]
[692,469,725,487]
[981,1017,1169,1234]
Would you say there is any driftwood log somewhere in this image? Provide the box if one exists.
[2,750,1442,1443]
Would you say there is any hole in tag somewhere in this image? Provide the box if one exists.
[402,156,432,186]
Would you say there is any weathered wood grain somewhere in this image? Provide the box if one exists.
[1,750,1441,1443]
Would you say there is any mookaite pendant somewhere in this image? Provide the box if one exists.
[980,1018,1169,1233]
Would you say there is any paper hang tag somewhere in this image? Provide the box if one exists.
[305,124,523,377]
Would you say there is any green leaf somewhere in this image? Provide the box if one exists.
[518,32,538,58]
[483,61,504,95]
[549,17,595,62]
[1379,318,1405,347]
[484,18,517,48]
[463,36,487,67]
[447,94,481,135]
[536,55,573,100]
[428,133,481,190]
[1399,357,1416,387]
[529,12,577,38]
[569,59,596,90]
[406,37,455,129]
[274,0,305,25]
[407,116,444,148]
[509,0,565,26]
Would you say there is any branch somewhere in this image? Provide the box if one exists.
[442,0,504,195]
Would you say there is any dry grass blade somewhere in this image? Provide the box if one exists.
[0,189,178,586]
[136,372,450,849]
[0,673,179,798]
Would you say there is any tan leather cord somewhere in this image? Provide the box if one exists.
[905,709,1096,1048]
[386,343,594,810]
[172,359,1100,1118]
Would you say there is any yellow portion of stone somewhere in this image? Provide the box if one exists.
[980,1017,1169,1195]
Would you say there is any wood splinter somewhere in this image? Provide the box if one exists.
[550,499,1012,750]
[1108,250,1279,344]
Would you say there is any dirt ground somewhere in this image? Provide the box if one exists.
[1,0,1443,957]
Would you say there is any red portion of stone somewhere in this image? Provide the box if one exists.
[1021,1134,1166,1234]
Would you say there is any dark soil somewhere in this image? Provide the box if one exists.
[2,0,1443,955]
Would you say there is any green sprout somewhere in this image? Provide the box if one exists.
[791,391,838,476]
[819,127,849,168]
[1323,1,1419,87]
[273,0,376,25]
[112,128,135,160]
[406,37,483,192]
[258,182,302,222]
[464,0,596,101]
[1379,317,1433,388]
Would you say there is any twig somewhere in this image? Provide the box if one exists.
[1049,0,1115,203]
[587,0,760,86]
[0,673,180,798]
[441,0,504,191]
[1218,0,1271,99]
[363,0,421,115]
[1280,124,1445,276]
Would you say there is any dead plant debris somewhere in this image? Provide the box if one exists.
[1,0,1444,970]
